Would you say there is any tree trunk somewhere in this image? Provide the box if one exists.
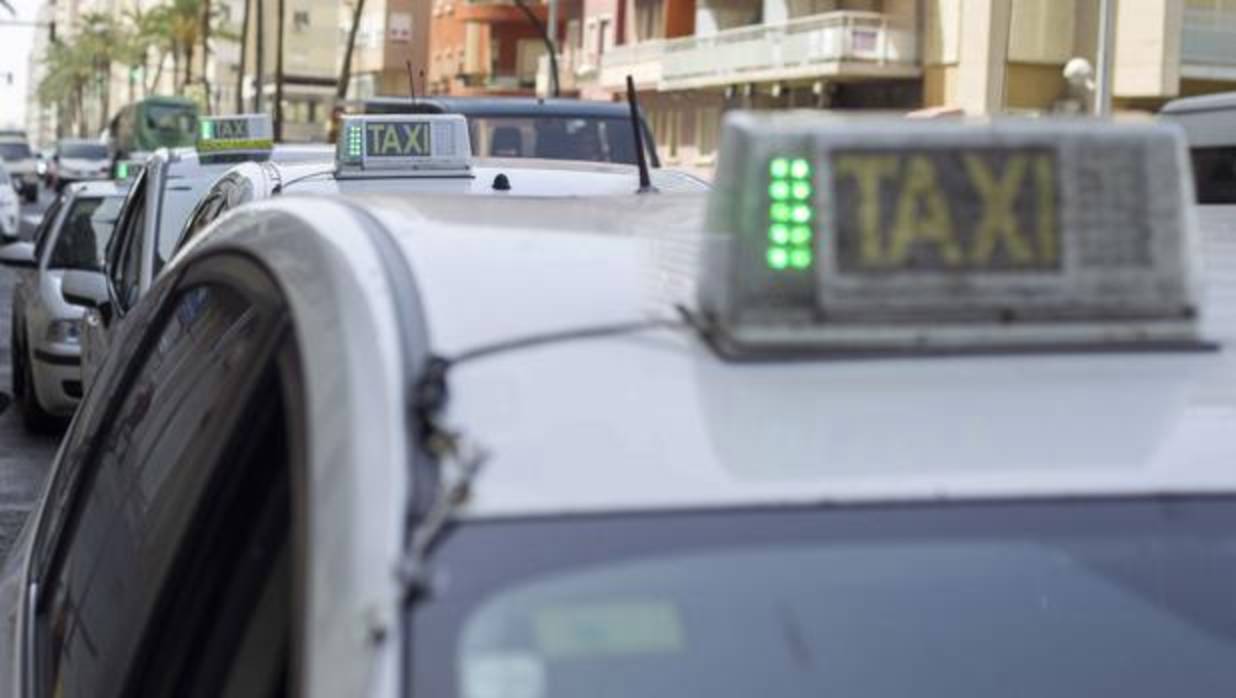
[254,0,265,111]
[172,47,182,94]
[237,0,250,113]
[184,43,194,92]
[336,0,367,101]
[274,0,285,140]
[100,61,111,133]
[202,0,212,113]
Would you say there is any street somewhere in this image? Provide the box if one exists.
[0,188,61,563]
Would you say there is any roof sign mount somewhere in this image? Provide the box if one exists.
[698,112,1207,357]
[195,113,274,161]
[335,114,472,179]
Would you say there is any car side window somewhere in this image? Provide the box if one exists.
[33,282,288,698]
[107,172,147,305]
[31,197,64,260]
[113,196,147,312]
[180,187,228,250]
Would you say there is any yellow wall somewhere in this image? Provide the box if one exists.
[1004,62,1066,110]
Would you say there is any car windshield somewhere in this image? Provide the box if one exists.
[49,196,120,271]
[469,116,638,165]
[60,142,109,160]
[410,499,1236,698]
[146,103,197,133]
[0,141,32,160]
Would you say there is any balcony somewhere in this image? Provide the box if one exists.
[1181,6,1236,80]
[595,10,919,93]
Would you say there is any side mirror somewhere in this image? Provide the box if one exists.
[0,242,35,269]
[62,269,108,309]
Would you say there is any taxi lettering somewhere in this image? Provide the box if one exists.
[213,119,250,139]
[365,122,432,157]
[833,149,1059,272]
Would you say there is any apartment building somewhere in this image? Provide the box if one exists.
[426,0,557,95]
[339,0,432,99]
[545,0,1236,174]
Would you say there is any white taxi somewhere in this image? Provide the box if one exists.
[60,114,331,391]
[172,113,707,256]
[0,181,127,431]
[2,115,1233,697]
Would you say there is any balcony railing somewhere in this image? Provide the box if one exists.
[1181,7,1236,71]
[596,10,919,91]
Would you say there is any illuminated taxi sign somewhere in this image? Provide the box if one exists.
[196,114,274,155]
[335,114,471,177]
[700,113,1203,354]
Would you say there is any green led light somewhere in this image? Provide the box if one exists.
[789,225,812,245]
[767,247,790,270]
[770,202,792,223]
[116,162,129,179]
[769,158,790,179]
[791,205,812,224]
[200,120,213,139]
[769,181,790,200]
[789,248,813,270]
[791,181,812,200]
[769,224,790,244]
[790,158,811,179]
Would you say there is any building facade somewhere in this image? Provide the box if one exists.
[426,0,557,96]
[542,0,1236,175]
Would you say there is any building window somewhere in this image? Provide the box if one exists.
[292,10,310,32]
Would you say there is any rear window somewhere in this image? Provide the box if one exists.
[0,141,32,160]
[1190,146,1236,204]
[470,116,637,165]
[59,142,109,160]
[49,197,119,271]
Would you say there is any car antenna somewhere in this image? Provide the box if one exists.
[626,75,657,194]
[406,59,418,103]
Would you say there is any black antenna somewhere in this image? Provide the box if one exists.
[419,69,426,98]
[406,59,417,102]
[626,75,656,194]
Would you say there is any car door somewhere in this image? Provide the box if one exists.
[12,197,64,354]
[80,172,147,388]
[24,253,299,698]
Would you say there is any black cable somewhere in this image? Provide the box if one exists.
[449,317,687,366]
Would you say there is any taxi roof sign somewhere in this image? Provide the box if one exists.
[335,114,472,178]
[699,113,1204,355]
[196,113,274,156]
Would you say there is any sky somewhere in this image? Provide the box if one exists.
[0,0,41,130]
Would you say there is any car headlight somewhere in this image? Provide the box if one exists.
[45,319,81,345]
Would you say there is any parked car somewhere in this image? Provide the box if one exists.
[0,137,40,202]
[0,162,19,242]
[48,139,110,192]
[0,181,128,431]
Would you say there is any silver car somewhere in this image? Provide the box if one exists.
[0,161,20,242]
[0,137,39,203]
[0,181,126,431]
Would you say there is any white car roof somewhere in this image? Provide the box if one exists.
[344,195,1236,518]
[272,157,709,196]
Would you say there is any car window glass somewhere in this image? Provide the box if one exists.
[157,175,221,267]
[31,197,64,259]
[179,189,227,254]
[49,197,111,271]
[108,172,147,284]
[35,284,269,698]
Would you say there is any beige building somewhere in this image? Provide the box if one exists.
[544,0,1236,175]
